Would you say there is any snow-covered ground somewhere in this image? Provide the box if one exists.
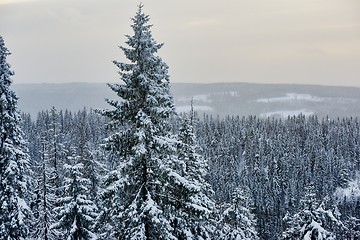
[335,173,360,203]
[178,92,241,103]
[212,91,240,97]
[178,94,211,103]
[256,93,358,104]
[176,105,213,113]
[256,93,326,103]
[260,109,314,118]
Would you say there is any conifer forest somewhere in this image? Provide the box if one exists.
[1,4,360,240]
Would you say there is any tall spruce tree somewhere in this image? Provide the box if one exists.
[97,5,214,239]
[0,35,32,239]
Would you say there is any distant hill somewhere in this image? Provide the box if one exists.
[13,82,360,118]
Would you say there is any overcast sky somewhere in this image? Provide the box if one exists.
[1,0,359,87]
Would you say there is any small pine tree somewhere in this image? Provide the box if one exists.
[0,35,32,240]
[52,153,98,240]
[217,187,259,240]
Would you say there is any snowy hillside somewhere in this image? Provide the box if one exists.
[14,82,360,118]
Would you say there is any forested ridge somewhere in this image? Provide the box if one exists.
[1,4,360,240]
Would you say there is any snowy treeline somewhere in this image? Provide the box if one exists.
[2,4,360,240]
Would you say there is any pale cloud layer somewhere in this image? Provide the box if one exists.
[1,0,359,87]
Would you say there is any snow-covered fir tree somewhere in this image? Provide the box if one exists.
[172,113,215,239]
[0,35,32,239]
[51,152,98,240]
[96,5,214,239]
[217,187,259,240]
[32,137,57,240]
[335,173,360,238]
[282,183,344,240]
[48,107,66,194]
[73,109,103,201]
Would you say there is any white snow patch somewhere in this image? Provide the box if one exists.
[193,94,211,102]
[212,91,240,97]
[260,109,314,118]
[178,94,211,103]
[257,93,326,103]
[335,173,360,203]
[176,105,213,113]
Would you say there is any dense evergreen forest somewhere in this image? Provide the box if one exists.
[1,4,360,240]
[19,108,360,239]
